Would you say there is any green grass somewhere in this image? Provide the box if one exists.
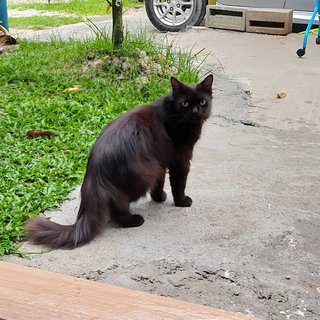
[0,32,204,256]
[9,0,142,16]
[9,16,83,30]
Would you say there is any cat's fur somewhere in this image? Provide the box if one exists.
[26,74,213,249]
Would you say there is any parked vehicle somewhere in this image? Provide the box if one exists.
[145,0,318,32]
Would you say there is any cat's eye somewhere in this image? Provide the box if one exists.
[182,101,189,107]
[200,100,206,106]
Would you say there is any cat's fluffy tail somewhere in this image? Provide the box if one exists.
[26,217,84,249]
[26,179,109,249]
[26,213,100,249]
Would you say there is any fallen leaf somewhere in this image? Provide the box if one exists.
[277,92,287,99]
[63,86,81,94]
[27,130,58,137]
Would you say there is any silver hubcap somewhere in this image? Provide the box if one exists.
[153,0,194,27]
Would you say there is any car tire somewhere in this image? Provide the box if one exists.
[145,0,207,32]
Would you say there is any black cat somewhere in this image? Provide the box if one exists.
[27,74,213,249]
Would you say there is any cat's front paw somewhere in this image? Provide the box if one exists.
[122,214,145,228]
[151,190,167,203]
[130,214,145,227]
[174,196,192,207]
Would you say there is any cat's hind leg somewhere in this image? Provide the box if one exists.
[150,170,167,203]
[110,197,144,228]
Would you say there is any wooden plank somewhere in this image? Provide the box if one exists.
[0,262,260,320]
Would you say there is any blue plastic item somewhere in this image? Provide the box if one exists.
[297,0,320,57]
[0,0,9,31]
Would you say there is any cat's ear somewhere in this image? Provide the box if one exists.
[198,74,213,93]
[171,77,184,93]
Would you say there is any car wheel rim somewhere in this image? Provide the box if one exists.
[153,0,194,27]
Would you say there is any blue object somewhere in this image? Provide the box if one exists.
[297,0,320,57]
[0,0,9,31]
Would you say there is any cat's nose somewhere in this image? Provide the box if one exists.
[192,106,199,113]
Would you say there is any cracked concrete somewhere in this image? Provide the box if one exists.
[2,9,320,320]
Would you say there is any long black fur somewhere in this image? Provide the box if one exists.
[26,75,213,249]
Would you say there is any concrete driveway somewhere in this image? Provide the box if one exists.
[4,9,320,320]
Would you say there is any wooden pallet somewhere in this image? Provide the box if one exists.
[0,261,261,320]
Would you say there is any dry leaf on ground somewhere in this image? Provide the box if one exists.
[63,86,81,94]
[276,92,287,99]
[27,130,58,137]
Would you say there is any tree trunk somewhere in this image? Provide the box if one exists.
[112,0,123,49]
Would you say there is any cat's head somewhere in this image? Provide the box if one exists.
[170,74,213,123]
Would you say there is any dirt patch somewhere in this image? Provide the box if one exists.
[82,49,177,81]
